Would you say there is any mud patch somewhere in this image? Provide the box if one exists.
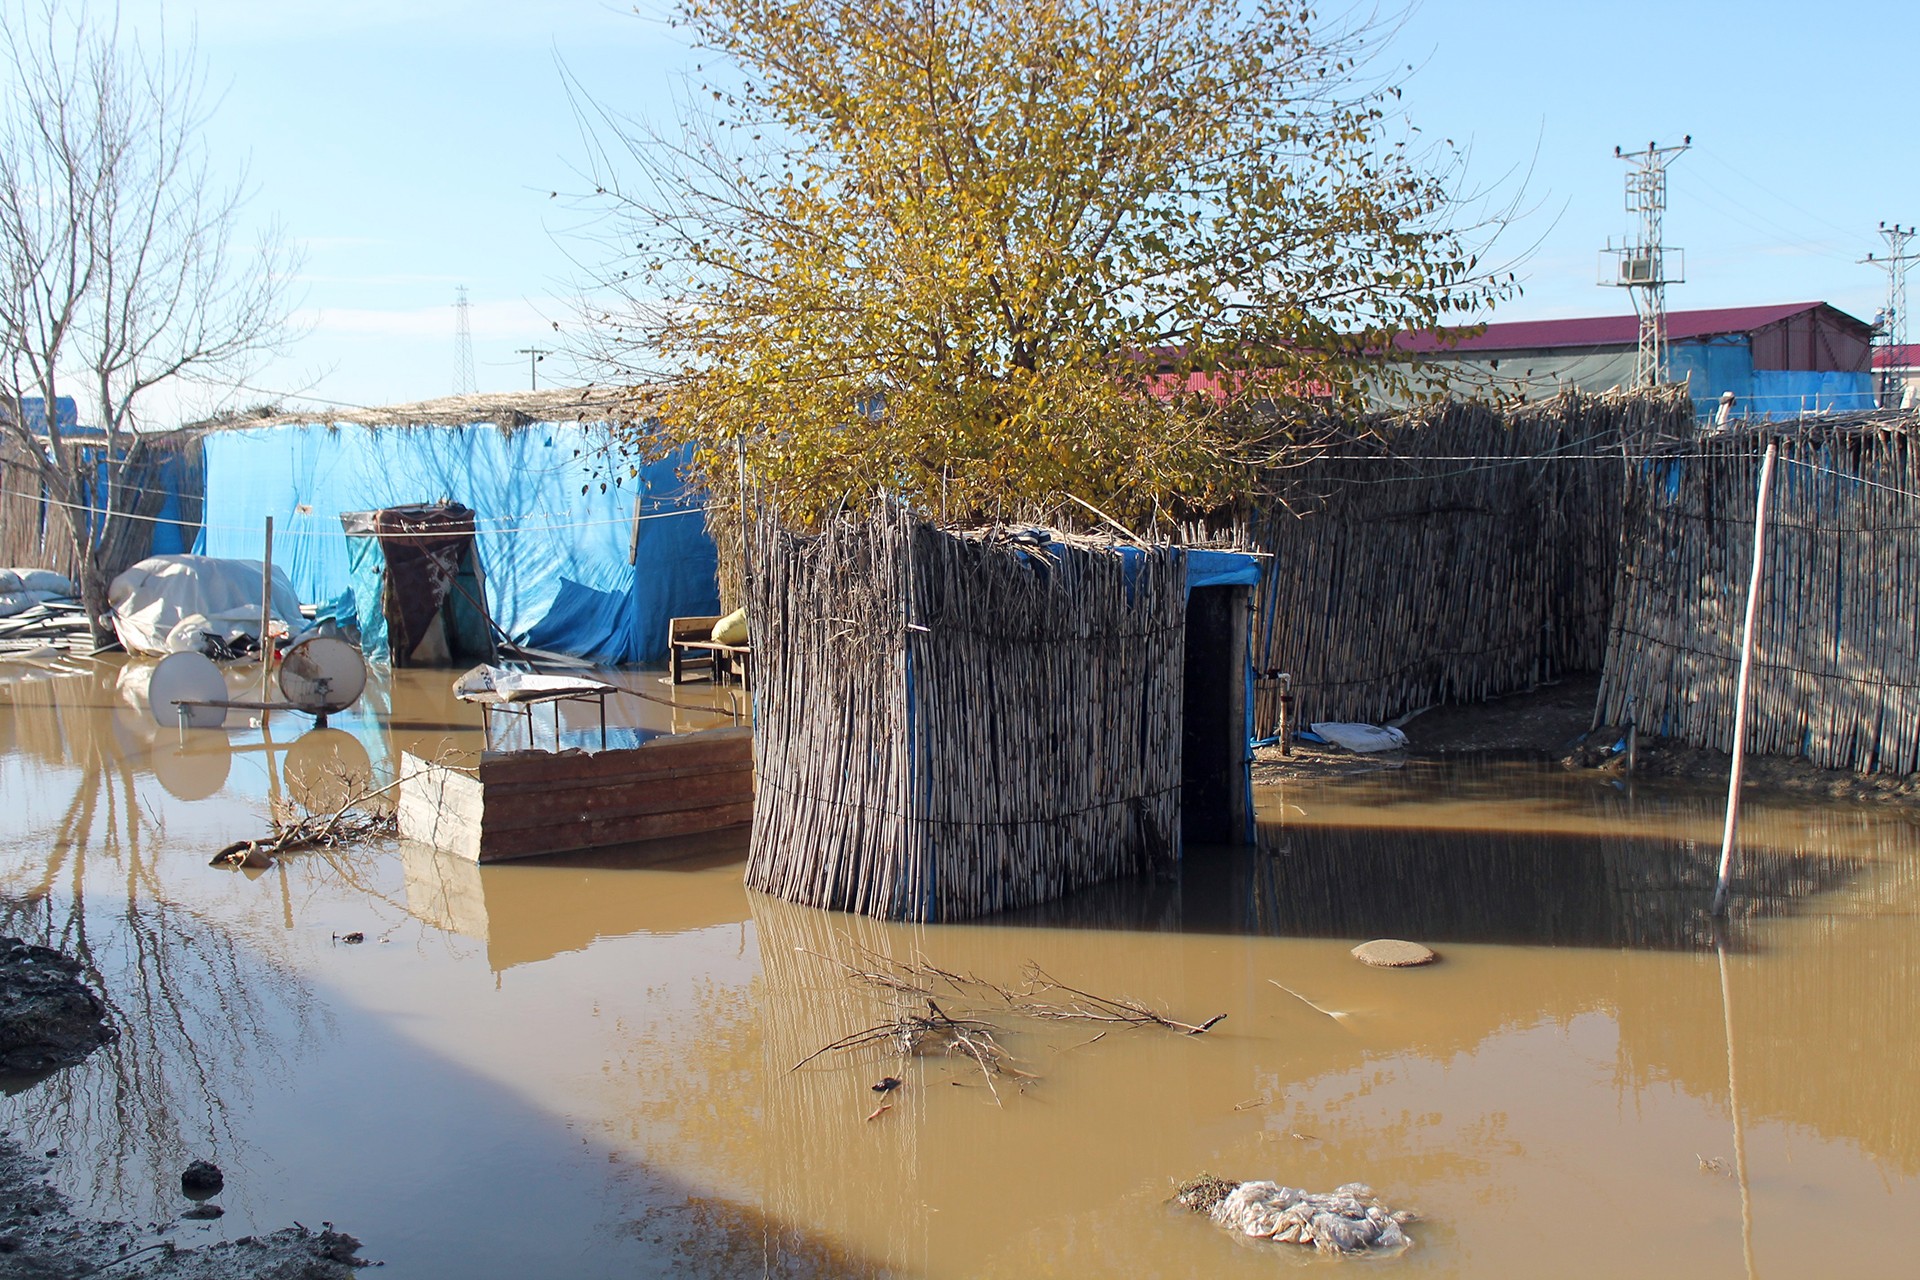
[0,1137,369,1279]
[0,937,114,1077]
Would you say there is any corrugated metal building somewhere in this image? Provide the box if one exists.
[1395,301,1875,418]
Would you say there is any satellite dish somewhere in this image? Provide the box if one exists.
[278,635,367,715]
[148,652,229,729]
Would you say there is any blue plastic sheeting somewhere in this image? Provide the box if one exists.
[1747,371,1875,419]
[1671,336,1754,417]
[1183,547,1263,592]
[196,422,719,664]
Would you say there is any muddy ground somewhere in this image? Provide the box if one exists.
[0,941,371,1279]
[1254,674,1920,808]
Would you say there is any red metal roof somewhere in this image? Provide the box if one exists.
[1395,302,1856,355]
[1873,343,1920,369]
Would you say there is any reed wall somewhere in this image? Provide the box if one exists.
[745,508,1185,921]
[1239,388,1694,727]
[1600,413,1920,774]
[0,430,204,581]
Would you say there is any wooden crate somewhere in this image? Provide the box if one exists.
[399,725,755,863]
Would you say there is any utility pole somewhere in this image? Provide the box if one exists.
[453,286,477,395]
[1600,137,1690,387]
[513,346,553,391]
[1862,223,1917,407]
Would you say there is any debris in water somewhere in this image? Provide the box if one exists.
[210,841,273,870]
[865,1103,893,1122]
[1175,1176,1416,1255]
[871,1076,901,1093]
[1351,939,1437,968]
[334,932,366,945]
[1698,1154,1734,1177]
[1269,979,1352,1021]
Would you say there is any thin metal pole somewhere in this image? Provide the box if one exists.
[258,515,275,707]
[1712,441,1778,917]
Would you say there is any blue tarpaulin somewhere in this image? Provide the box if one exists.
[196,422,719,664]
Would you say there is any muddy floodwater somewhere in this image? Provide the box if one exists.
[3,656,1919,1277]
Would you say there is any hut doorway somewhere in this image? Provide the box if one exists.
[1181,584,1251,845]
[341,502,498,666]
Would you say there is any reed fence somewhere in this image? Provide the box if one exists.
[1600,411,1920,774]
[1237,388,1693,728]
[745,506,1186,921]
[0,429,204,581]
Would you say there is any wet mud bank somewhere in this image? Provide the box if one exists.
[0,1141,367,1280]
[0,939,370,1279]
[1257,675,1920,808]
[0,938,114,1075]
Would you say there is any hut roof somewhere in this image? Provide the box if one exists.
[193,386,645,432]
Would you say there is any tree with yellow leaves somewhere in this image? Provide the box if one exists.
[579,0,1512,530]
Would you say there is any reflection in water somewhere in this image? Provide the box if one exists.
[9,661,1920,1277]
[0,663,329,1218]
[400,829,752,970]
[1001,767,1916,952]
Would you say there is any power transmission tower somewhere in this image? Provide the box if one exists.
[513,346,553,391]
[1600,137,1690,387]
[1862,223,1917,407]
[453,285,477,395]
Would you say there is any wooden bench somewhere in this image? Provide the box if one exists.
[669,615,751,686]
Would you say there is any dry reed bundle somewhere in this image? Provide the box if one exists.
[744,505,1186,920]
[1238,388,1692,727]
[1600,410,1920,775]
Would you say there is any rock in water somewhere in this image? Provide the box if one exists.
[1351,938,1437,968]
[0,937,116,1074]
[1177,1177,1417,1255]
[181,1159,224,1197]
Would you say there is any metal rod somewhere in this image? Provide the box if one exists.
[258,515,275,708]
[1712,440,1778,917]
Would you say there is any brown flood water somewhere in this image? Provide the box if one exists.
[3,655,1919,1277]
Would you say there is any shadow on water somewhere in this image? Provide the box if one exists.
[991,764,1919,951]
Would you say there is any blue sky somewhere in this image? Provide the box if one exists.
[113,0,1912,423]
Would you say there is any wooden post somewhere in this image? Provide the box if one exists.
[1712,441,1778,917]
[258,515,275,706]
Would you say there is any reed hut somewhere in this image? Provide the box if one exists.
[1600,410,1920,774]
[745,507,1262,921]
[1238,388,1693,728]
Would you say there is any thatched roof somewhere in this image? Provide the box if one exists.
[192,386,644,432]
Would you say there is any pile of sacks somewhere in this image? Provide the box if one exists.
[0,567,76,618]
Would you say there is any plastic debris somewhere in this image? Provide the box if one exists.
[1176,1176,1416,1255]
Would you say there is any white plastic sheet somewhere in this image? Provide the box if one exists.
[1309,721,1409,753]
[108,555,304,657]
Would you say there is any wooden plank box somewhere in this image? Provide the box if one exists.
[398,725,755,863]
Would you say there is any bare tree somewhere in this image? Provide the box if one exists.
[0,1,297,636]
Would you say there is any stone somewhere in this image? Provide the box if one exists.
[181,1160,224,1197]
[1351,939,1437,968]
